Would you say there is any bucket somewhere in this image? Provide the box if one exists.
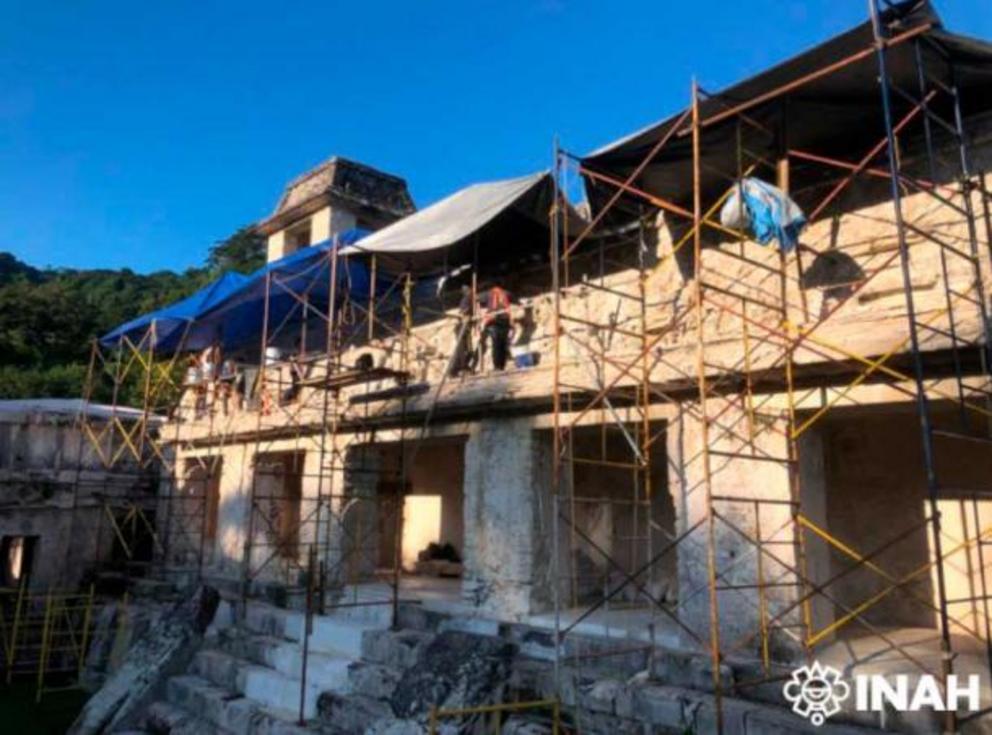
[513,350,536,368]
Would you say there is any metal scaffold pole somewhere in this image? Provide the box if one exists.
[691,77,725,733]
[544,6,992,731]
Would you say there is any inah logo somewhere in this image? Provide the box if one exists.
[782,661,850,726]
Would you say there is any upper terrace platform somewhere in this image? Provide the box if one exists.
[164,164,991,447]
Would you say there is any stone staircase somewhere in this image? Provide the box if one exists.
[138,600,392,734]
[134,599,525,734]
[122,596,878,734]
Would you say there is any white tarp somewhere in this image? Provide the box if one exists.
[341,171,548,257]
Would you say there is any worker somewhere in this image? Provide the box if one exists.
[217,358,243,414]
[450,285,477,376]
[199,344,220,413]
[482,284,513,371]
[184,355,204,417]
[281,338,307,404]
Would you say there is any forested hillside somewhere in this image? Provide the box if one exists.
[0,227,265,401]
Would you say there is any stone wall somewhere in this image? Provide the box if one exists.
[667,400,803,661]
[461,418,556,619]
[165,160,992,457]
[0,408,157,590]
[158,137,992,665]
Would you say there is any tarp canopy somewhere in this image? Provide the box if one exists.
[101,229,385,354]
[101,170,590,354]
[187,229,378,354]
[100,271,250,353]
[341,172,577,273]
[581,0,992,225]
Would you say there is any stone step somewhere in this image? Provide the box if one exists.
[191,649,326,720]
[346,661,402,700]
[165,674,258,733]
[166,673,312,735]
[219,633,352,692]
[317,691,397,734]
[244,593,394,625]
[130,577,180,601]
[309,617,378,659]
[145,699,234,735]
[243,602,383,658]
[319,597,396,625]
[360,629,434,669]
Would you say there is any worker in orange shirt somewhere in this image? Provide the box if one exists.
[482,284,513,371]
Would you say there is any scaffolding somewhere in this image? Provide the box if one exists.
[235,244,419,617]
[0,583,97,701]
[74,233,482,628]
[59,226,495,721]
[16,3,989,730]
[77,328,199,584]
[549,1,992,732]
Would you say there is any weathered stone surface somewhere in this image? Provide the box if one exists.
[348,661,402,700]
[361,629,434,669]
[144,700,218,735]
[81,601,126,691]
[582,677,625,715]
[83,597,179,692]
[68,586,220,735]
[646,639,736,693]
[364,718,426,735]
[500,717,554,735]
[390,631,516,719]
[318,692,394,734]
[0,403,160,592]
[461,419,556,620]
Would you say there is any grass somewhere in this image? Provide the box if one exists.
[0,681,89,735]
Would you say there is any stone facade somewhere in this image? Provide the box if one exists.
[0,400,159,590]
[461,418,555,618]
[157,144,992,679]
[258,156,415,262]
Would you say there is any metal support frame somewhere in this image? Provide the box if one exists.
[549,6,992,732]
[0,583,96,702]
[236,242,422,619]
[59,7,992,730]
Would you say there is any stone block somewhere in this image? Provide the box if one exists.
[507,658,551,697]
[506,627,556,662]
[394,604,449,632]
[69,587,220,735]
[365,719,426,735]
[348,661,401,700]
[501,716,554,734]
[317,692,394,734]
[582,677,624,715]
[632,684,712,731]
[361,630,434,669]
[390,631,516,719]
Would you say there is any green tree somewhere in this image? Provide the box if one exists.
[207,225,266,274]
[0,223,264,403]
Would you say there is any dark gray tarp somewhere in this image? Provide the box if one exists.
[581,1,992,224]
[341,172,585,273]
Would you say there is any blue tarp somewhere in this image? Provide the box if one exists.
[719,178,807,252]
[100,229,388,354]
[100,271,250,353]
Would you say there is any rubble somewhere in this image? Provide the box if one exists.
[68,586,219,735]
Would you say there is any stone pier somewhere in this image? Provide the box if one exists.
[461,418,555,620]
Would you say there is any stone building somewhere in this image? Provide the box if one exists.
[0,399,159,590]
[82,4,992,732]
[257,156,415,262]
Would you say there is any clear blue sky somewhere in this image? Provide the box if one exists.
[2,1,989,274]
